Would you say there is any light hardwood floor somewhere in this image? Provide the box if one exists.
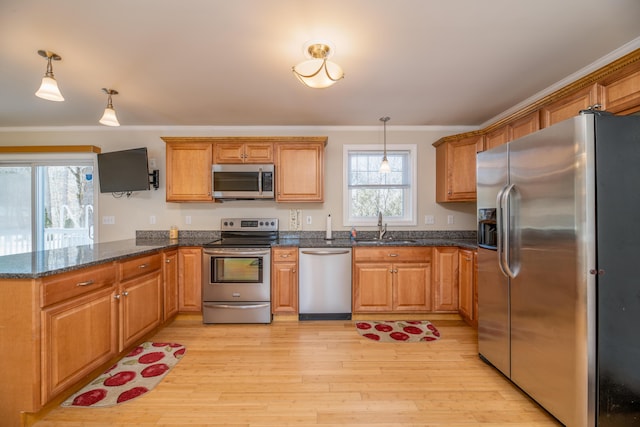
[34,315,561,427]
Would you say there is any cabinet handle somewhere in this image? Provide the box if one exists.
[138,264,148,269]
[114,294,121,300]
[388,253,399,257]
[76,280,95,287]
[166,259,171,263]
[280,254,290,258]
[122,291,129,297]
[292,269,296,273]
[448,190,452,195]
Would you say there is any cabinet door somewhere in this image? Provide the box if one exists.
[435,135,482,202]
[484,126,509,151]
[432,247,459,312]
[394,262,431,311]
[163,250,179,320]
[119,271,162,350]
[213,142,245,163]
[458,249,475,325]
[41,286,118,404]
[601,68,640,115]
[275,142,324,202]
[165,142,212,201]
[244,142,274,163]
[541,83,601,128]
[353,263,393,312]
[272,261,298,314]
[178,247,202,312]
[510,111,540,140]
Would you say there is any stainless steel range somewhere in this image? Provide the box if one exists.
[201,218,278,324]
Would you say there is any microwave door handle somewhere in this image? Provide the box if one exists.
[258,167,263,195]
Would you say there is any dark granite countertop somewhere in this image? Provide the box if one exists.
[0,231,477,279]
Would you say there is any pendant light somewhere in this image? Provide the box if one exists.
[379,116,391,173]
[292,41,344,89]
[35,50,65,101]
[99,88,120,126]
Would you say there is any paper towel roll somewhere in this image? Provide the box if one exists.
[325,214,332,240]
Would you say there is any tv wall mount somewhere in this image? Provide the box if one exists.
[149,170,159,190]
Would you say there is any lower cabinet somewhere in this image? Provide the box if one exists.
[458,249,476,326]
[432,247,459,312]
[353,247,432,313]
[162,249,179,320]
[271,247,299,314]
[178,247,202,312]
[41,285,118,405]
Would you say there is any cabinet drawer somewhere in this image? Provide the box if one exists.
[353,247,431,263]
[119,253,162,282]
[272,247,298,262]
[42,263,117,307]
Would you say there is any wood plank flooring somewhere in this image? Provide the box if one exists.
[33,315,561,427]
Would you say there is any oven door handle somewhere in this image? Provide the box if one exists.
[203,303,270,310]
[204,249,271,256]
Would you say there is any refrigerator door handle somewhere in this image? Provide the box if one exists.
[500,183,518,279]
[496,185,508,277]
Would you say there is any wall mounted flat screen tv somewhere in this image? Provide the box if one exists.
[97,147,150,193]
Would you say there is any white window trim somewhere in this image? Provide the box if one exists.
[343,144,417,227]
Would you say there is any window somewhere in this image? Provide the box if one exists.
[0,154,96,255]
[344,144,417,226]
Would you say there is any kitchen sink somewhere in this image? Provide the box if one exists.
[355,239,418,245]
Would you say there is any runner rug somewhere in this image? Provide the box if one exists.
[355,320,441,342]
[61,342,186,408]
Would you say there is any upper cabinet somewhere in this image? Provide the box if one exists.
[435,134,483,203]
[213,140,273,164]
[163,138,213,202]
[162,136,327,203]
[275,137,326,202]
[433,49,640,203]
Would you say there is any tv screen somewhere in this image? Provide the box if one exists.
[97,147,150,193]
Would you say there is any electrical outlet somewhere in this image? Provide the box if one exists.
[102,216,115,225]
[149,158,157,169]
[149,215,156,225]
[185,215,192,225]
[447,215,455,225]
[289,209,298,230]
[425,215,435,225]
[306,215,312,225]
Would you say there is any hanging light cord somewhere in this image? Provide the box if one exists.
[380,116,390,160]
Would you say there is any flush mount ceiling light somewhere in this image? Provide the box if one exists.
[99,88,120,127]
[35,50,64,101]
[379,116,391,173]
[292,41,344,89]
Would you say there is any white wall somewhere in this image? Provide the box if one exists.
[0,125,478,242]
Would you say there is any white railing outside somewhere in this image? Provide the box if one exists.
[0,228,93,256]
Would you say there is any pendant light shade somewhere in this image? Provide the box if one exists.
[379,116,391,173]
[99,88,120,126]
[35,50,64,102]
[292,42,344,89]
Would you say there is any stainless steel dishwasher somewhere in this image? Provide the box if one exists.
[298,247,352,320]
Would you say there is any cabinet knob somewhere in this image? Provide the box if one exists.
[448,190,452,195]
[292,269,296,273]
[114,294,121,300]
[122,291,129,297]
[166,259,171,263]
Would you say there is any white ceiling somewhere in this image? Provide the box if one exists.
[1,0,640,128]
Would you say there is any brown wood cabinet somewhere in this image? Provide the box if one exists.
[601,65,640,115]
[432,247,459,312]
[541,83,601,128]
[352,247,432,313]
[484,125,509,151]
[178,247,202,312]
[162,249,179,320]
[510,111,540,140]
[40,264,119,405]
[271,247,298,314]
[213,141,273,163]
[458,249,476,326]
[163,139,213,202]
[117,254,163,351]
[275,138,326,202]
[435,135,483,202]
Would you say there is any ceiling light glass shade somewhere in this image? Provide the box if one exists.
[99,107,120,126]
[379,157,391,173]
[35,76,65,101]
[293,58,344,89]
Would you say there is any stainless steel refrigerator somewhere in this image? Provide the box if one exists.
[477,110,640,426]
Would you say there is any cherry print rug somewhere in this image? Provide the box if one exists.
[61,342,186,408]
[355,320,441,342]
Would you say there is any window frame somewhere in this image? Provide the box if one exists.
[343,144,417,227]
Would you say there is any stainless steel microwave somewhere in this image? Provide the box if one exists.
[212,164,275,199]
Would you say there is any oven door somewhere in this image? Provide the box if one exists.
[203,248,271,302]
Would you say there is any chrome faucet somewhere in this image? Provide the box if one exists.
[377,211,387,240]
